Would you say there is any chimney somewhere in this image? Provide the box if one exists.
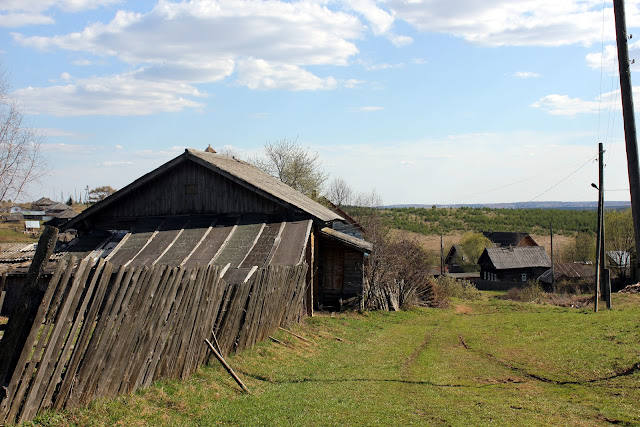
[205,144,217,153]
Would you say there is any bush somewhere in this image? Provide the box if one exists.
[430,276,482,305]
[503,281,545,302]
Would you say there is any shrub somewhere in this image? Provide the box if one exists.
[503,280,545,302]
[430,276,481,305]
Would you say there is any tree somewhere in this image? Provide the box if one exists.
[88,186,117,203]
[251,137,327,199]
[325,177,353,207]
[0,64,47,203]
[605,208,634,278]
[458,232,492,271]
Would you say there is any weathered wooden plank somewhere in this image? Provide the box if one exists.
[18,257,92,423]
[0,258,68,424]
[38,258,108,413]
[54,259,114,410]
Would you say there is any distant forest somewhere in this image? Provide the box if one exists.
[346,206,598,236]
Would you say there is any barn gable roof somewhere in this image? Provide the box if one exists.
[62,148,342,231]
[479,246,551,270]
[482,231,538,247]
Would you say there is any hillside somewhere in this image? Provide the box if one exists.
[347,206,598,236]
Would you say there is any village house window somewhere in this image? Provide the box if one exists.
[185,184,198,194]
[521,273,527,282]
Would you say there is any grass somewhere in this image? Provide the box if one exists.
[29,293,640,426]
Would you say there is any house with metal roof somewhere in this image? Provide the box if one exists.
[478,246,551,283]
[57,148,371,311]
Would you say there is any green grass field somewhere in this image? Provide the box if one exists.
[31,293,640,426]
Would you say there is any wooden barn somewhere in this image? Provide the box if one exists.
[478,246,551,283]
[57,148,372,311]
[482,231,538,247]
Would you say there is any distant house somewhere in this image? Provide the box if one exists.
[606,251,631,279]
[444,244,468,273]
[482,231,538,247]
[538,262,594,292]
[478,246,551,283]
[320,199,365,239]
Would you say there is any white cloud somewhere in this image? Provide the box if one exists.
[37,128,90,138]
[531,94,601,116]
[384,0,632,47]
[234,58,338,90]
[0,0,120,27]
[115,144,123,150]
[101,161,134,167]
[358,106,384,112]
[0,13,53,27]
[513,71,541,79]
[12,70,206,116]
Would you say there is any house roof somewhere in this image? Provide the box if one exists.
[319,227,372,253]
[480,246,551,270]
[538,262,594,284]
[62,148,343,231]
[33,197,56,208]
[482,231,537,247]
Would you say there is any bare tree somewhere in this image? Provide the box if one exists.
[325,177,353,207]
[88,185,117,203]
[251,137,328,199]
[0,65,47,203]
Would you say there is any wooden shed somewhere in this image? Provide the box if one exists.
[58,148,371,312]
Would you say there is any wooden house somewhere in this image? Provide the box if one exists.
[58,148,372,312]
[538,262,594,292]
[444,244,467,273]
[482,231,538,247]
[478,246,551,283]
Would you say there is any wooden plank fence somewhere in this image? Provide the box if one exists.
[0,258,308,425]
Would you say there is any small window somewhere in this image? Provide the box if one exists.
[185,184,198,194]
[521,273,527,282]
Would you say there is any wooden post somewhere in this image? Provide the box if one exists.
[440,233,444,275]
[613,0,640,281]
[204,339,249,393]
[550,222,555,292]
[604,268,612,309]
[0,225,58,385]
[594,143,604,312]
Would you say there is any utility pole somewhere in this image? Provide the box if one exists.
[550,222,555,292]
[614,0,640,281]
[594,143,604,312]
[440,233,444,276]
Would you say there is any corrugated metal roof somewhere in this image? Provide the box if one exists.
[186,149,342,223]
[320,227,373,253]
[482,246,551,270]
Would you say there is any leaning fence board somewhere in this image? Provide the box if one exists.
[0,258,311,425]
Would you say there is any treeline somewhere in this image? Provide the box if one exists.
[345,206,598,236]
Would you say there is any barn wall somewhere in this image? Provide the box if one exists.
[92,161,286,228]
[318,237,364,309]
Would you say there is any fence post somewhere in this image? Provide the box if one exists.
[0,226,58,387]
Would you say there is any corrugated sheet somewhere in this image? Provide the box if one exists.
[484,246,551,270]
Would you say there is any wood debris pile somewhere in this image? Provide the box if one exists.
[619,283,640,294]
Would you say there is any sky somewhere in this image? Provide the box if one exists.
[3,0,640,206]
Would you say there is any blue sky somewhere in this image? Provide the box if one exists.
[2,0,640,205]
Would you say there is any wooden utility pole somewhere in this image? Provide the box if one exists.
[440,233,444,275]
[550,222,555,292]
[594,143,604,312]
[614,0,640,281]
